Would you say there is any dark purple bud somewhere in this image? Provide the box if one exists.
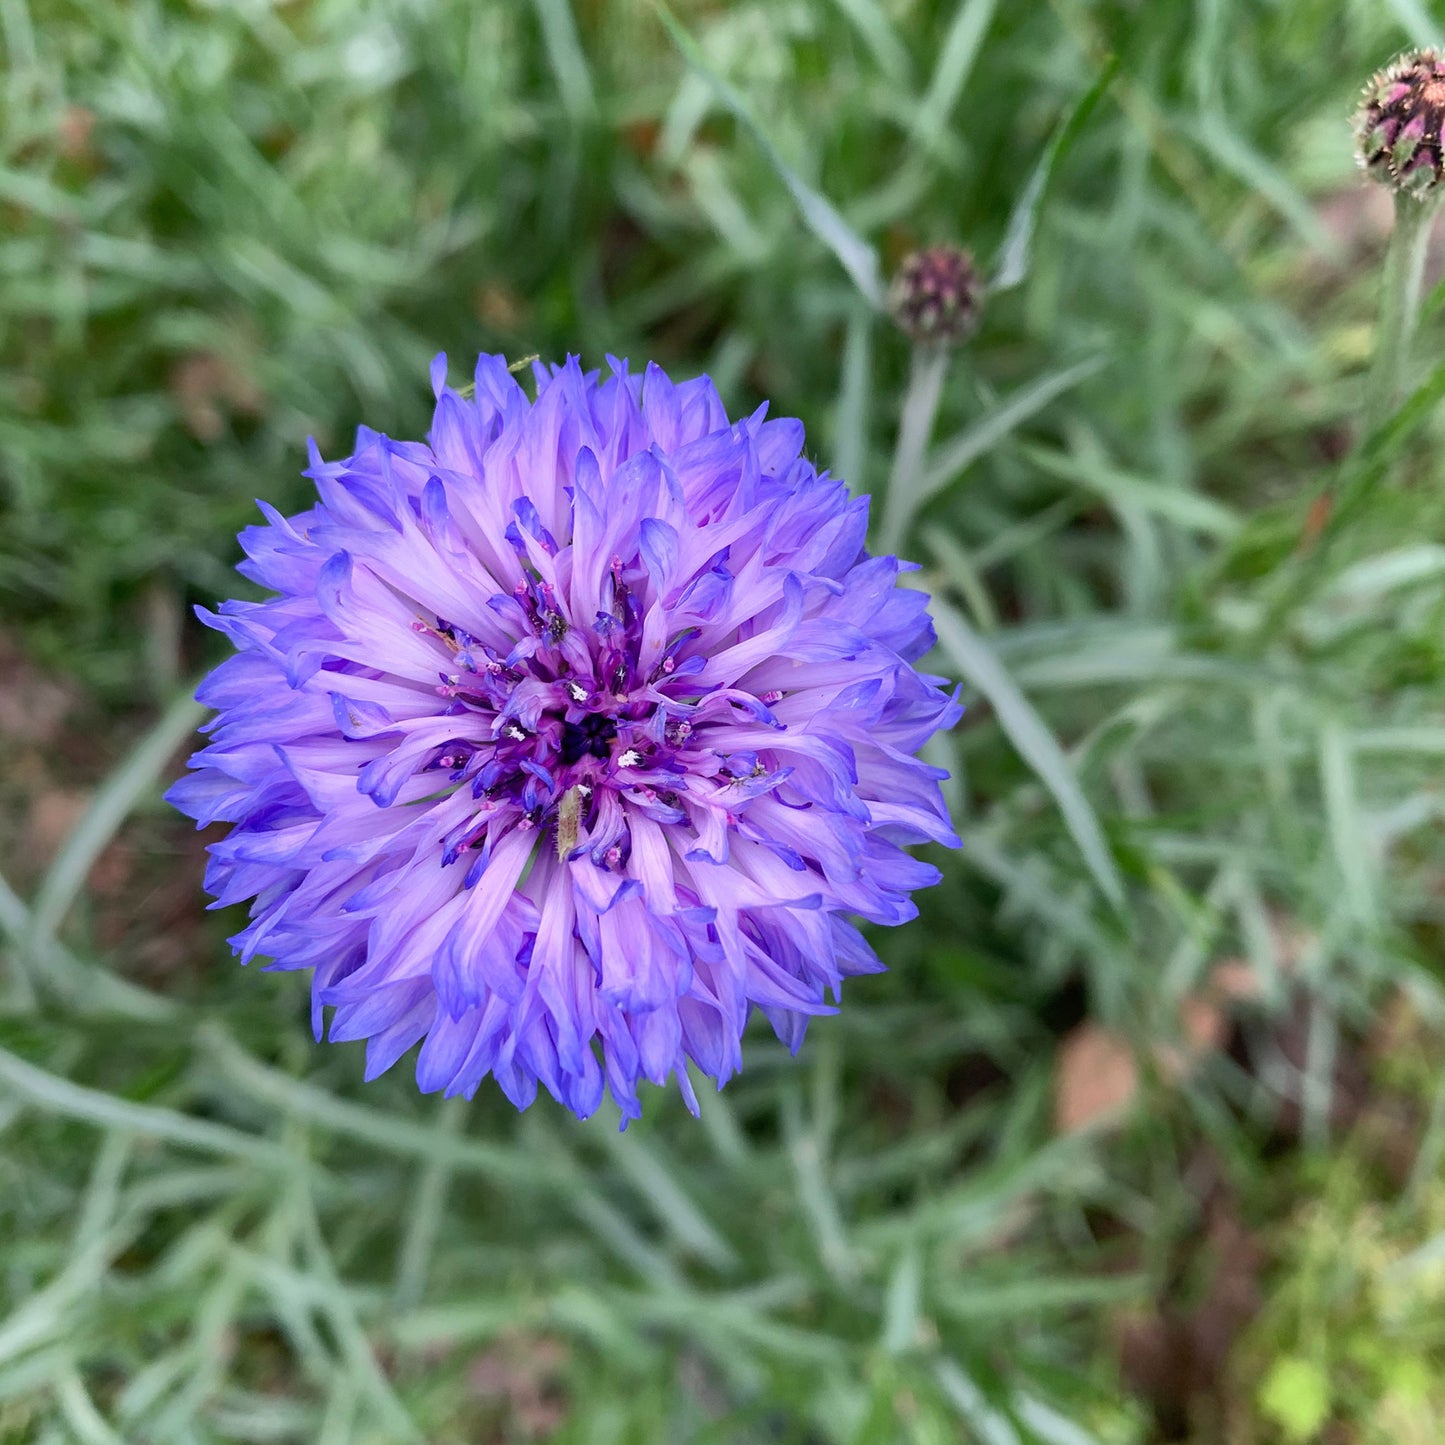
[887,244,983,346]
[1356,49,1445,196]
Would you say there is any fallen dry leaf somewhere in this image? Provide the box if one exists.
[1207,958,1263,1004]
[27,789,91,862]
[474,283,528,332]
[467,1331,569,1440]
[169,352,263,442]
[1054,1024,1139,1133]
[0,634,75,745]
[57,104,96,162]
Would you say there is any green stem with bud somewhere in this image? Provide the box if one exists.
[879,343,950,555]
[1251,190,1441,645]
[1364,194,1439,435]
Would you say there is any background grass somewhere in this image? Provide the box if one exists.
[4,0,1445,1440]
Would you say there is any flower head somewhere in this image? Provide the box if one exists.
[888,245,983,346]
[1356,49,1445,196]
[169,355,961,1124]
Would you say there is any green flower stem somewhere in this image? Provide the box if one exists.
[1252,191,1442,644]
[1364,193,1439,436]
[879,342,950,555]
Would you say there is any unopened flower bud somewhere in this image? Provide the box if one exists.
[888,245,983,346]
[1356,49,1445,197]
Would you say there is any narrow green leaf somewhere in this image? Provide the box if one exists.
[911,0,999,154]
[601,1128,739,1272]
[934,1359,1022,1445]
[26,687,205,964]
[54,1364,127,1445]
[879,343,951,553]
[0,1225,142,1369]
[1384,0,1441,47]
[526,1119,685,1286]
[1319,721,1377,932]
[1326,544,1445,600]
[530,0,596,117]
[783,1088,857,1284]
[1354,727,1445,756]
[932,600,1125,909]
[202,1024,557,1185]
[1022,443,1240,537]
[1015,1396,1107,1445]
[833,298,873,493]
[392,1096,468,1309]
[0,865,174,1022]
[295,1189,423,1443]
[827,0,911,83]
[653,1,885,308]
[881,1247,923,1355]
[0,1046,291,1168]
[1189,112,1340,259]
[934,1273,1142,1319]
[914,355,1107,513]
[993,57,1119,292]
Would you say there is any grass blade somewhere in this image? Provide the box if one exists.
[601,1128,739,1272]
[0,1045,291,1168]
[1189,111,1339,259]
[1319,721,1376,933]
[1384,0,1441,47]
[993,56,1119,292]
[1015,1395,1106,1445]
[827,0,910,83]
[931,600,1125,909]
[25,687,205,965]
[914,355,1107,513]
[880,343,951,553]
[934,1359,1022,1445]
[201,1024,555,1185]
[392,1096,468,1309]
[911,0,999,154]
[1021,443,1240,538]
[0,864,177,1021]
[653,1,885,308]
[530,0,596,117]
[833,298,874,494]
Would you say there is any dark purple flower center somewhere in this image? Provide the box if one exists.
[560,712,619,766]
[415,553,714,871]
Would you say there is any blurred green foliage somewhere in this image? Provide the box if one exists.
[4,0,1445,1440]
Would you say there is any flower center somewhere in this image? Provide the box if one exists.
[414,540,709,869]
[559,712,619,766]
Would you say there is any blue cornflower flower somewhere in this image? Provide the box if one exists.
[168,355,961,1123]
